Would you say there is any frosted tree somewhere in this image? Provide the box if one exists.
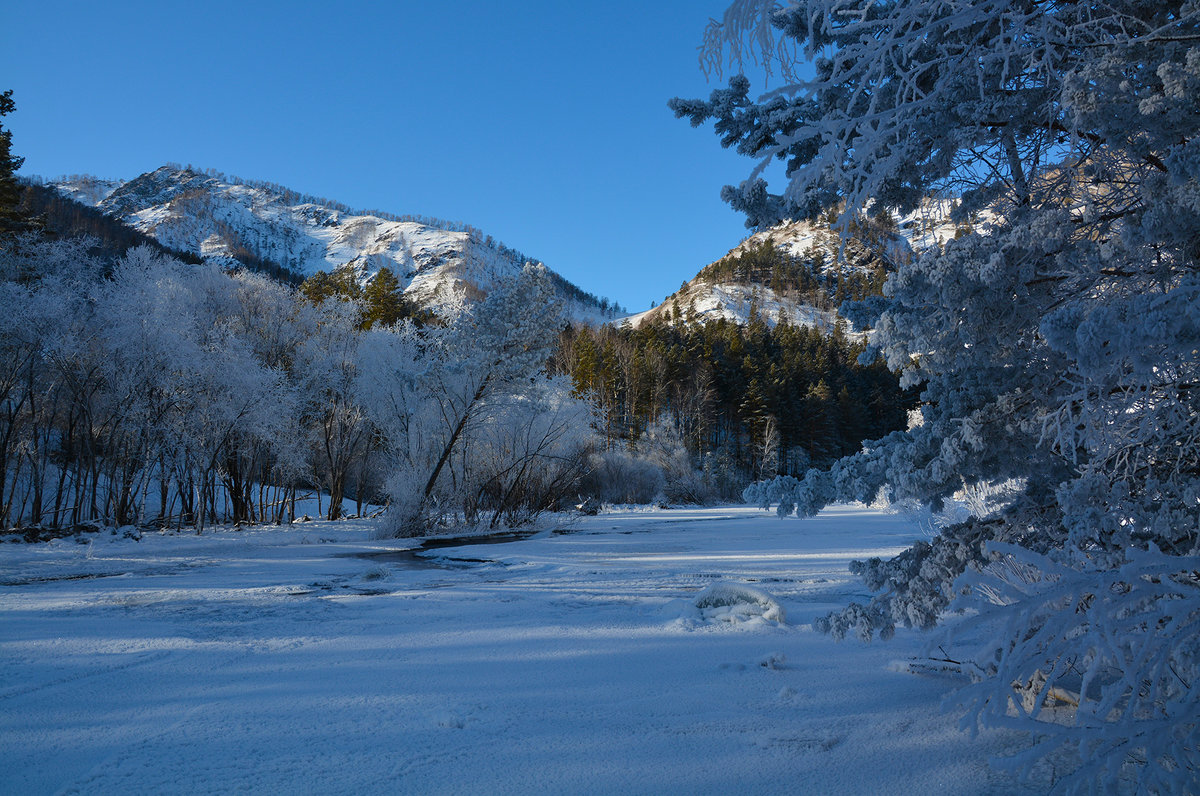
[103,255,294,531]
[90,247,206,527]
[353,319,430,524]
[0,236,103,527]
[454,377,596,529]
[222,271,315,522]
[360,264,569,535]
[295,298,373,521]
[679,0,1200,790]
[0,236,408,531]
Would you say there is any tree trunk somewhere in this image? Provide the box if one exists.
[420,375,490,510]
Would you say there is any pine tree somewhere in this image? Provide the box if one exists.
[695,1,1200,789]
[360,266,411,329]
[299,267,362,306]
[0,90,29,236]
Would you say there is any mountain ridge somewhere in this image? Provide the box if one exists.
[43,166,973,334]
[46,165,623,323]
[624,214,906,335]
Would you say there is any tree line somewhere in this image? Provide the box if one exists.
[0,232,587,537]
[556,313,909,483]
[0,227,906,536]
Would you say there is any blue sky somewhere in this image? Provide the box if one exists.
[3,0,769,311]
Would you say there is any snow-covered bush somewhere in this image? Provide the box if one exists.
[456,379,596,528]
[640,416,710,503]
[574,417,749,507]
[576,448,666,506]
[684,0,1200,789]
[693,581,786,625]
[642,417,749,504]
[567,435,748,511]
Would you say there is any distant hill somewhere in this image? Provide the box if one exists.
[622,215,900,335]
[623,201,974,334]
[45,165,623,322]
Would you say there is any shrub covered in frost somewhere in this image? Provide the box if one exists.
[576,448,665,506]
[575,417,749,507]
[694,581,786,625]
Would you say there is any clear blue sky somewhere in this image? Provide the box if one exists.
[3,0,766,311]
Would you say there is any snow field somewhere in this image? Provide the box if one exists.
[0,506,1038,794]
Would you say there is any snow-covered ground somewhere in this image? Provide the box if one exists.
[1,505,1037,794]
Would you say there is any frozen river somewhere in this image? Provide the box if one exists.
[0,505,1037,794]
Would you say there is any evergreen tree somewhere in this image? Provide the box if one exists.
[692,1,1200,789]
[360,266,411,329]
[557,316,906,473]
[299,267,361,305]
[0,90,29,236]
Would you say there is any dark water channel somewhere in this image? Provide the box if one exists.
[348,529,543,570]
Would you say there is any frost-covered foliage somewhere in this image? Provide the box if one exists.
[358,264,597,536]
[693,580,787,624]
[684,0,1200,790]
[576,447,666,506]
[639,416,732,504]
[0,239,586,536]
[0,238,311,531]
[576,416,748,507]
[950,545,1200,794]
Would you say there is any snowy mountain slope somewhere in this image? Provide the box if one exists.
[45,174,123,207]
[625,214,907,335]
[623,197,987,334]
[623,281,852,334]
[51,166,618,323]
[894,197,992,251]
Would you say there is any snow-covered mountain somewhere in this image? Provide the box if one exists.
[623,214,909,335]
[48,174,124,208]
[50,166,619,323]
[621,197,983,334]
